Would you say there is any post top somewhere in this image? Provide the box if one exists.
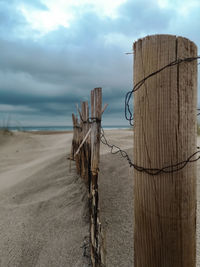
[133,34,197,52]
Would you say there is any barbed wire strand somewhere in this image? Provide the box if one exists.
[100,56,200,175]
[125,56,200,126]
[100,127,200,175]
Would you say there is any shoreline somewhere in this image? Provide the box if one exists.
[1,125,132,133]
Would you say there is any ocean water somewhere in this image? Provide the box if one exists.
[7,126,74,132]
[5,125,131,132]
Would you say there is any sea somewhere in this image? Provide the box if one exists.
[6,125,132,132]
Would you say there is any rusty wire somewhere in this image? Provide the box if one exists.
[125,56,200,126]
[100,127,200,175]
[100,56,200,175]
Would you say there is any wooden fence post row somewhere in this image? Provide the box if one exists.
[71,87,105,267]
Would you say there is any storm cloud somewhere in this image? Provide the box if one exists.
[0,0,200,126]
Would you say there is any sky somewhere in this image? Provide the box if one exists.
[0,0,200,127]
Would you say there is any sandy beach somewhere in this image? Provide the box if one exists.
[0,129,199,266]
[0,131,90,267]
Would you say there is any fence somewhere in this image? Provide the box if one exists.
[71,34,200,267]
[71,88,107,267]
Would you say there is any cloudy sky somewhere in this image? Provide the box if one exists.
[0,0,200,127]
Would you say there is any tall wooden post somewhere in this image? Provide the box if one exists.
[85,101,91,184]
[81,101,90,181]
[75,116,81,175]
[133,35,197,267]
[90,88,102,266]
[71,113,76,160]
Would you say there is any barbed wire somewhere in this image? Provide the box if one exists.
[79,113,101,124]
[100,127,200,175]
[100,56,200,175]
[125,56,200,126]
[73,56,200,175]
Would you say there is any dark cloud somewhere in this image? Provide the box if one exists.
[0,0,199,126]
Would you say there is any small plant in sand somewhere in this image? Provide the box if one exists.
[0,126,13,136]
[1,128,13,135]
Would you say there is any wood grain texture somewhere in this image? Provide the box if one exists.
[133,35,197,267]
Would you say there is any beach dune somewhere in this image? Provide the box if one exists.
[0,130,199,267]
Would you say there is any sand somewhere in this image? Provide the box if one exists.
[0,129,199,267]
[100,130,200,267]
[99,131,134,267]
[0,131,90,267]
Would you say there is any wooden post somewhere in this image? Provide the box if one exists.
[133,35,197,267]
[75,116,82,175]
[71,113,76,160]
[90,88,102,267]
[81,101,89,180]
[85,101,91,184]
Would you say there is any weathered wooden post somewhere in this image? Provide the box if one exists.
[85,101,91,183]
[71,113,76,160]
[133,35,197,267]
[90,88,102,266]
[81,101,89,181]
[75,116,81,175]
